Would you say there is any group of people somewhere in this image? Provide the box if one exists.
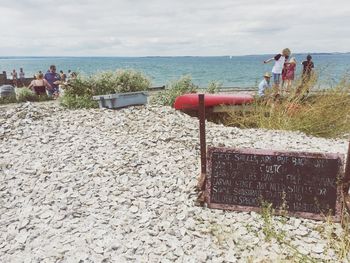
[258,48,315,97]
[10,68,26,87]
[11,65,76,98]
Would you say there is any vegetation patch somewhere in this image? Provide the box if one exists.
[16,88,39,102]
[60,69,151,109]
[152,75,198,106]
[0,95,17,105]
[223,78,350,138]
[152,76,221,106]
[0,87,51,104]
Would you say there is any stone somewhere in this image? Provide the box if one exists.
[0,102,348,263]
[312,244,324,254]
[130,206,139,213]
[15,231,29,244]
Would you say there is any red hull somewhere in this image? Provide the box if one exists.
[174,93,254,110]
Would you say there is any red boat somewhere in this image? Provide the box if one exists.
[174,93,254,110]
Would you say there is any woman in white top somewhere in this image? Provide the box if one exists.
[28,72,52,96]
[263,48,291,88]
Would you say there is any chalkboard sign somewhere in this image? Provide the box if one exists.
[205,147,344,221]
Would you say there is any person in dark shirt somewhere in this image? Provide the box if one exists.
[296,55,315,95]
[44,65,61,98]
[302,55,314,83]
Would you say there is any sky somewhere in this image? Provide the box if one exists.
[0,0,350,56]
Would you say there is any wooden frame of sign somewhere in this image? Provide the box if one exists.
[205,147,344,221]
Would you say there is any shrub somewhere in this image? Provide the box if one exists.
[61,69,151,109]
[207,81,222,94]
[60,94,99,109]
[0,95,17,105]
[224,81,350,138]
[152,75,198,106]
[16,88,37,102]
[114,69,151,93]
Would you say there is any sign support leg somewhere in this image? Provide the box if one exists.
[343,141,350,216]
[196,94,206,204]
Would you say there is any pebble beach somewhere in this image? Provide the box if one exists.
[0,101,349,262]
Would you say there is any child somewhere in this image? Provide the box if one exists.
[258,72,272,97]
[263,48,291,90]
[282,57,297,94]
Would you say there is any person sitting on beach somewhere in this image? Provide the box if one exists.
[28,72,52,96]
[258,72,272,97]
[10,69,18,87]
[282,57,297,94]
[44,65,61,98]
[263,48,291,91]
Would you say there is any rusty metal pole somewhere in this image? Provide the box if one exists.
[199,94,206,175]
[344,141,350,185]
[344,141,350,214]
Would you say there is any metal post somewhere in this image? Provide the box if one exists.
[199,94,206,175]
[344,141,350,185]
[344,141,350,214]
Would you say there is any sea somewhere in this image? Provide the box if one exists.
[1,54,349,88]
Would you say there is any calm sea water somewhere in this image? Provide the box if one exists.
[0,54,349,88]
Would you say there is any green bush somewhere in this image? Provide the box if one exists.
[61,69,151,109]
[207,81,222,94]
[60,94,99,109]
[152,75,198,106]
[0,95,17,105]
[224,82,350,138]
[114,69,151,93]
[16,88,38,102]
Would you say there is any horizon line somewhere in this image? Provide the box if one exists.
[0,52,349,58]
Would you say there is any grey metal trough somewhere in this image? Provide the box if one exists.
[92,91,148,109]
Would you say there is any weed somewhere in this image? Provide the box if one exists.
[16,87,38,102]
[207,81,222,94]
[61,69,151,109]
[59,94,98,109]
[0,95,16,105]
[321,209,350,261]
[224,78,350,138]
[151,75,198,106]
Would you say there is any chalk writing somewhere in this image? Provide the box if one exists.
[207,148,342,217]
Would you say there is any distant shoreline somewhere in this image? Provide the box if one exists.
[1,55,349,88]
[1,52,350,59]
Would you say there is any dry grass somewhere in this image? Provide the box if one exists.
[224,76,350,138]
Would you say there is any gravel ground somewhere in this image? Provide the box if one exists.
[0,101,349,262]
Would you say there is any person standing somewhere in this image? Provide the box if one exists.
[19,68,25,87]
[44,65,61,98]
[263,48,291,91]
[258,72,272,97]
[59,70,67,82]
[10,69,18,87]
[302,55,314,83]
[66,70,72,81]
[282,57,297,94]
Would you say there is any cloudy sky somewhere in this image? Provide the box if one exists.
[1,0,349,56]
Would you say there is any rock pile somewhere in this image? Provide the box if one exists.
[0,102,348,262]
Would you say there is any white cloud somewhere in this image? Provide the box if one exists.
[0,0,349,56]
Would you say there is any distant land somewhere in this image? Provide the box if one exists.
[1,54,349,87]
[0,52,350,59]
